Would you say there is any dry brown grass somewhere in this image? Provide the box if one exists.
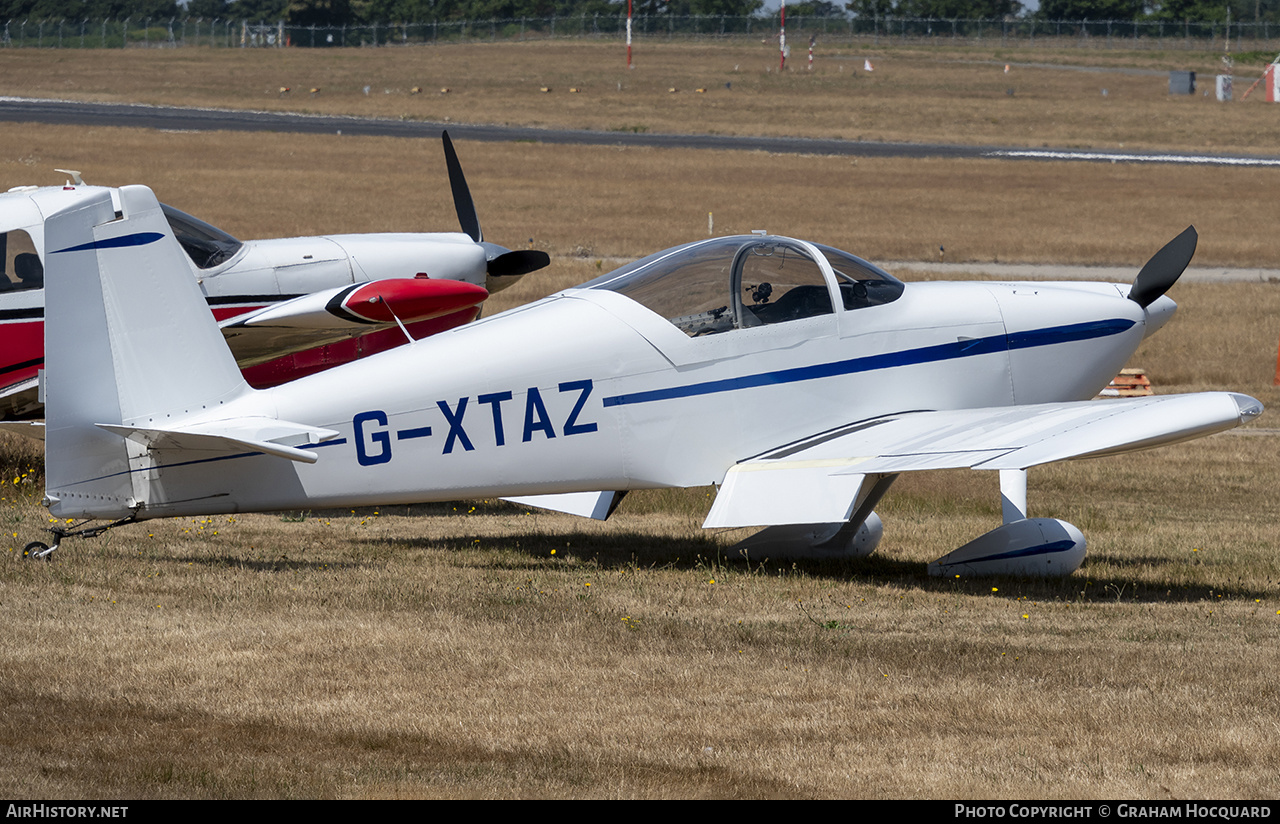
[1,42,1279,799]
[2,428,1278,798]
[3,122,1278,267]
[3,40,1280,155]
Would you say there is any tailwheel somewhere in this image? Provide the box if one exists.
[19,514,137,561]
[21,541,53,561]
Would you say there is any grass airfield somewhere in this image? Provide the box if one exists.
[1,39,1279,799]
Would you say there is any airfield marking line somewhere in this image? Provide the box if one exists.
[987,149,1280,166]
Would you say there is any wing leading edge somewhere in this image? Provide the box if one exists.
[705,393,1262,529]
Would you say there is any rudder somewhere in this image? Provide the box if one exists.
[43,185,251,518]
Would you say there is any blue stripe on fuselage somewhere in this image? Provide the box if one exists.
[601,318,1134,408]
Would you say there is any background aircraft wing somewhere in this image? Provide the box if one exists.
[0,378,40,423]
[705,392,1261,528]
[220,277,488,368]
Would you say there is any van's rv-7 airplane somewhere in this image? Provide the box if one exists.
[0,134,548,420]
[18,185,1263,575]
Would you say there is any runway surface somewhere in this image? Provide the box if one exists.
[4,96,1280,167]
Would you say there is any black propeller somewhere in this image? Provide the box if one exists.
[1128,225,1197,309]
[441,131,551,286]
[442,130,482,244]
[483,245,552,279]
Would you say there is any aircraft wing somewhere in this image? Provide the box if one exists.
[0,378,41,424]
[705,392,1261,528]
[220,277,488,367]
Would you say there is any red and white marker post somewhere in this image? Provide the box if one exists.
[779,0,786,71]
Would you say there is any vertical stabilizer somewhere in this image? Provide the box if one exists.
[43,185,250,518]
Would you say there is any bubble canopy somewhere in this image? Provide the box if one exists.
[579,235,904,337]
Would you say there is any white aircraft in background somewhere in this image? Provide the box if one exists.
[20,185,1263,576]
[0,133,548,419]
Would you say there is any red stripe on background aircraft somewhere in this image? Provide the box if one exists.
[0,133,547,419]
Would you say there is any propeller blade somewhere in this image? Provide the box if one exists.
[1128,225,1197,309]
[442,130,482,244]
[443,132,549,282]
[487,249,552,279]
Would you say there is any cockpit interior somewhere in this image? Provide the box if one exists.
[585,235,904,337]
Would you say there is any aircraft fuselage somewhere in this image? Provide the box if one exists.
[46,268,1157,520]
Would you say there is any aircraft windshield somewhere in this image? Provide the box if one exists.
[817,243,907,311]
[585,236,903,337]
[161,204,243,270]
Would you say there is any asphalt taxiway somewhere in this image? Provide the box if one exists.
[4,96,1280,167]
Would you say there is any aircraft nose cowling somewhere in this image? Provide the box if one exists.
[328,234,489,287]
[1142,295,1178,339]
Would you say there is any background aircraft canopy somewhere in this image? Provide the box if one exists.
[584,235,904,337]
[159,204,245,270]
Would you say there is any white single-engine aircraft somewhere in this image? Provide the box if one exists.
[0,133,548,419]
[23,185,1263,576]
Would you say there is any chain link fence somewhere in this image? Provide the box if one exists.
[2,14,1278,51]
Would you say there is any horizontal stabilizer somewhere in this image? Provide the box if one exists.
[97,417,339,464]
[707,393,1262,529]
